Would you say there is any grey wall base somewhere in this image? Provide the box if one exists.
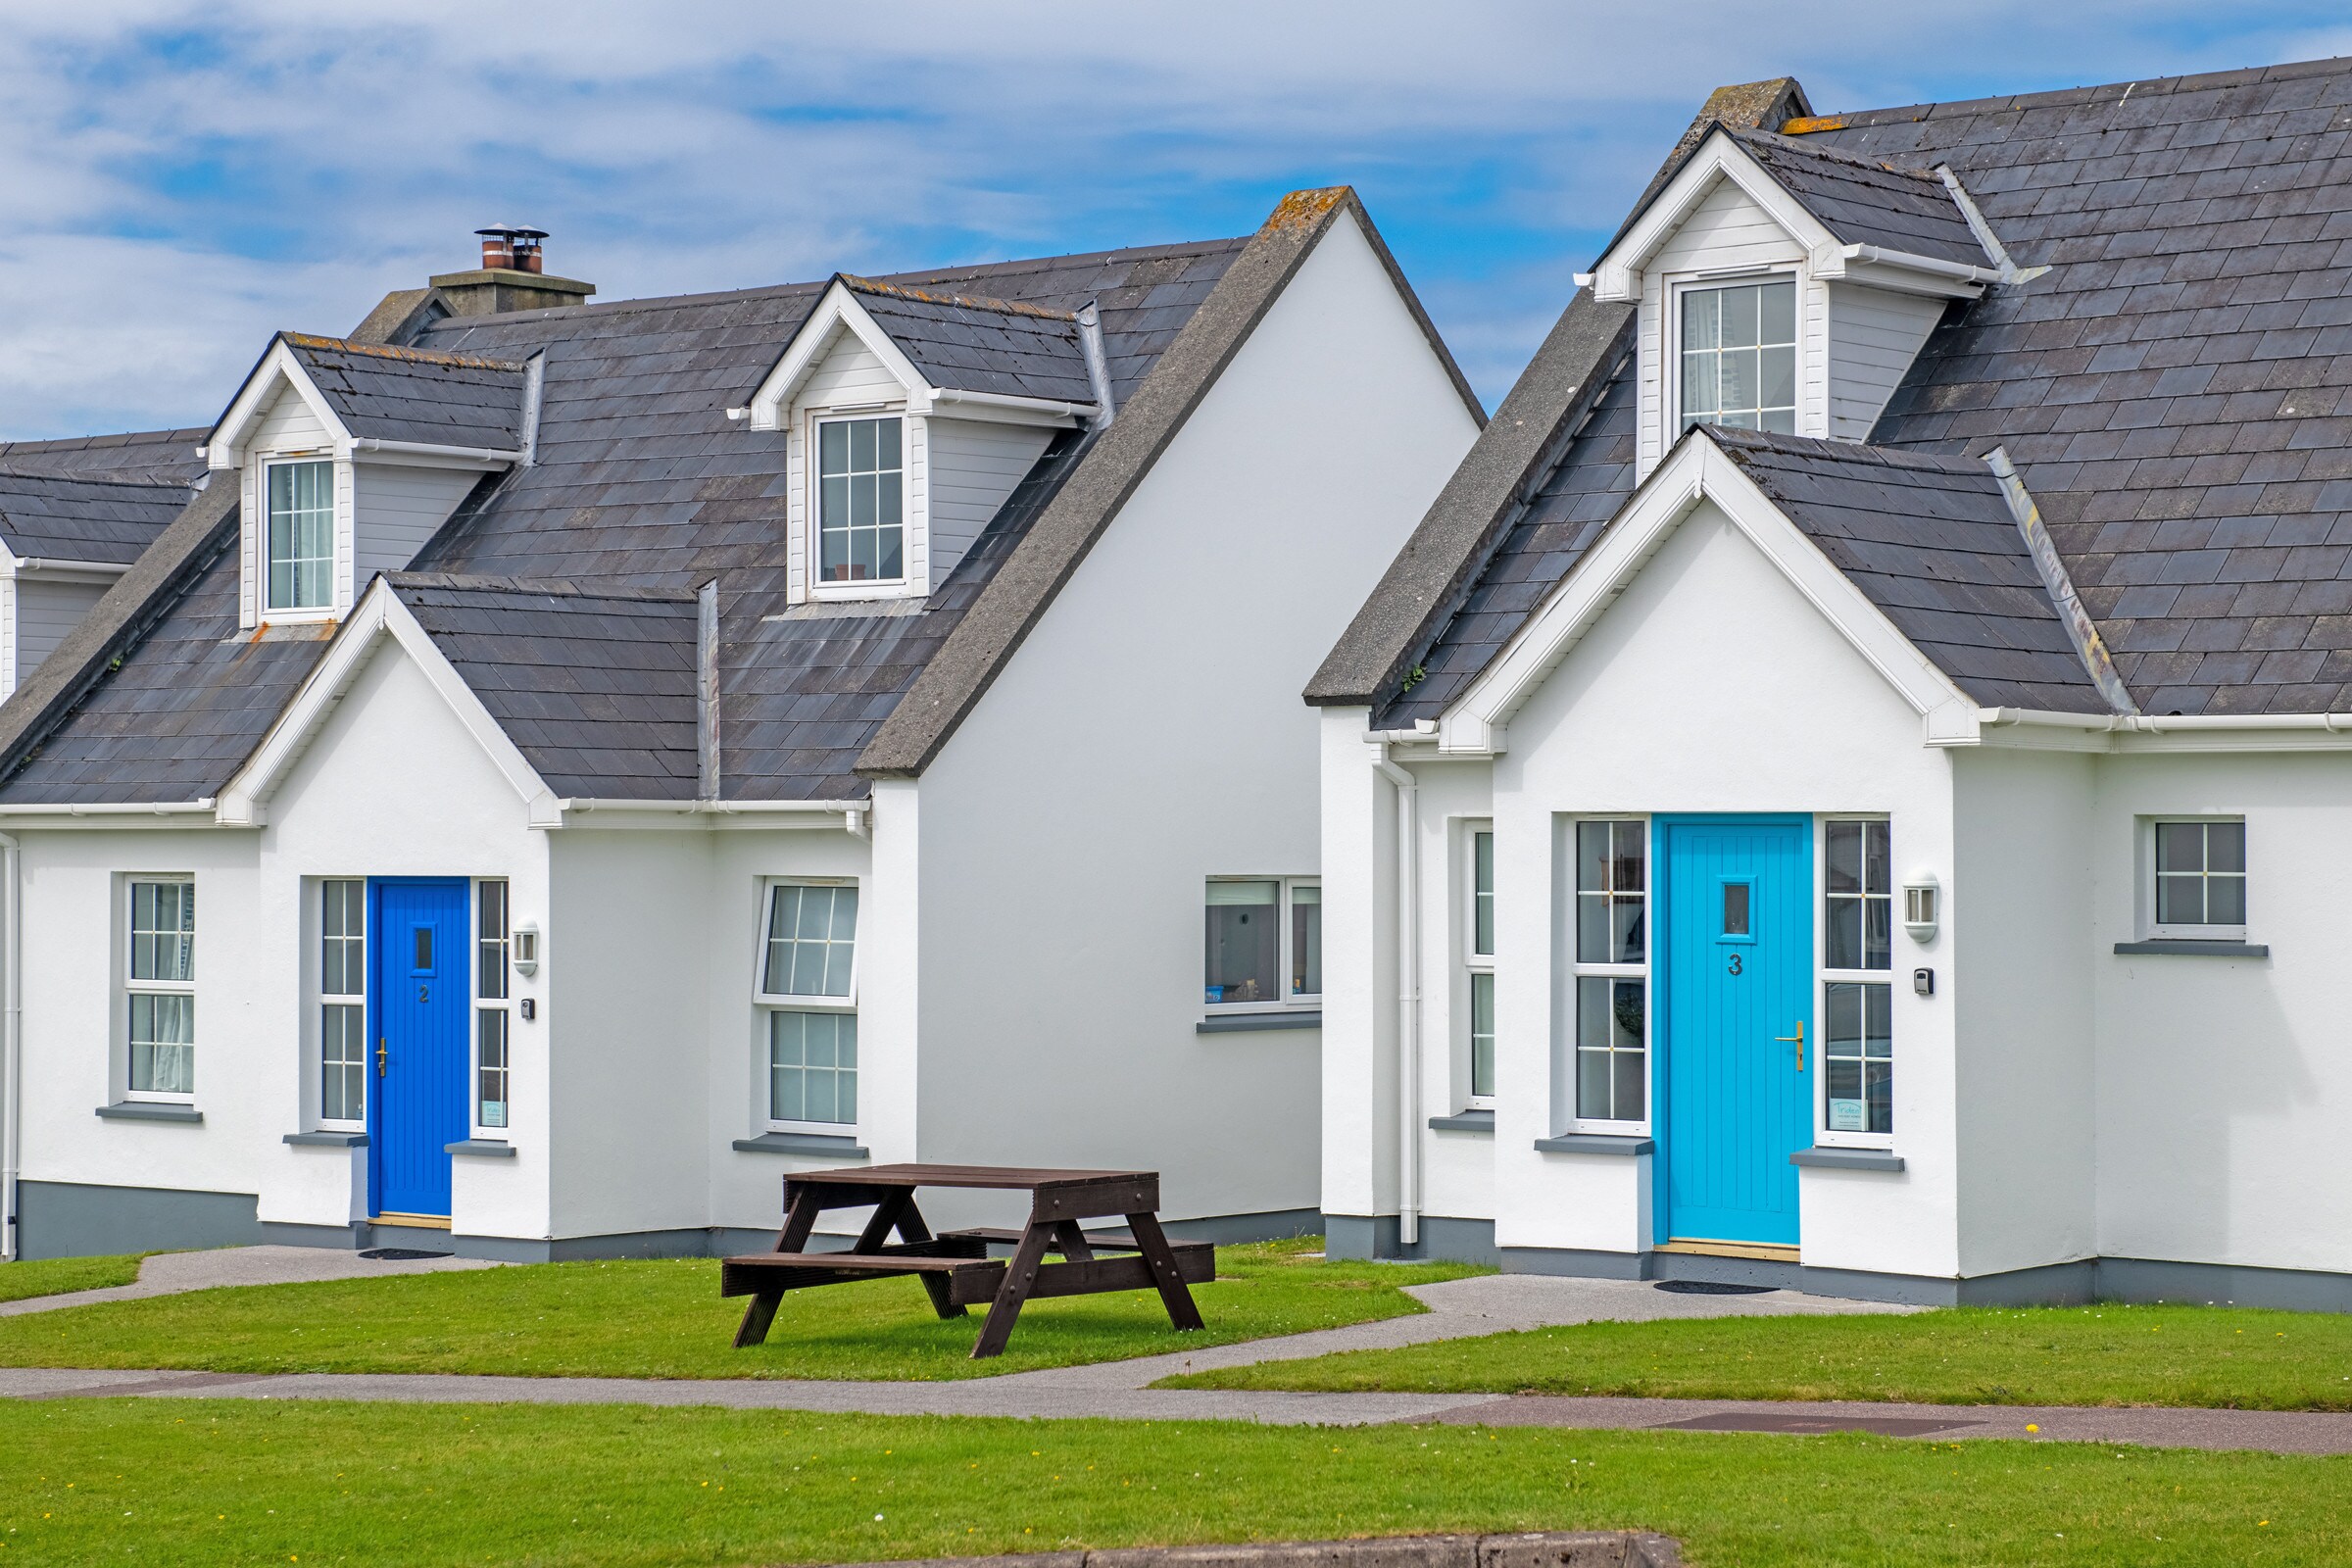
[21,1180,1320,1264]
[1326,1213,1498,1266]
[18,1181,265,1260]
[1334,1210,2352,1313]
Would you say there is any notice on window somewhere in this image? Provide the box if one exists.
[1828,1099,1867,1133]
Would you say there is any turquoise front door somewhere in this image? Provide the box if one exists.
[1657,815,1812,1248]
[368,878,471,1220]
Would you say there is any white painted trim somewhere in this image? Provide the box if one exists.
[209,341,352,470]
[1593,131,1993,305]
[215,579,560,829]
[1438,434,1975,757]
[748,284,930,432]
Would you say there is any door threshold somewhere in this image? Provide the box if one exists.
[1657,1238,1798,1263]
[371,1213,453,1231]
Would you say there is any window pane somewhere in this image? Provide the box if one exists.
[2207,821,2245,874]
[1722,881,1750,937]
[770,1010,856,1125]
[2156,821,2202,874]
[1610,896,1645,964]
[1864,821,1891,896]
[128,993,194,1095]
[266,461,334,611]
[1290,884,1322,997]
[128,881,194,983]
[1825,981,1892,1135]
[1826,822,1891,971]
[1472,831,1494,956]
[412,926,433,973]
[2156,874,2203,927]
[1574,821,1645,963]
[1575,821,1611,894]
[321,1003,365,1122]
[1827,821,1862,895]
[765,884,858,998]
[1759,280,1795,343]
[1611,821,1645,893]
[477,1009,510,1128]
[1204,880,1279,1004]
[2207,874,2246,926]
[476,880,509,1001]
[819,420,849,473]
[816,417,905,585]
[1469,970,1494,1098]
[1575,975,1644,1122]
[1681,282,1795,432]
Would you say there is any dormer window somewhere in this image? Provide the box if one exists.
[265,460,336,612]
[1679,279,1795,435]
[817,416,905,585]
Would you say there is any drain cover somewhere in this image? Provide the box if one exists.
[1654,1278,1774,1296]
[359,1248,452,1261]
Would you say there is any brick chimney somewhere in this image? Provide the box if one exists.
[429,224,596,317]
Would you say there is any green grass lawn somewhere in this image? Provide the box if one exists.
[0,1252,143,1305]
[0,1240,1477,1381]
[5,1398,2345,1568]
[1161,1302,2352,1410]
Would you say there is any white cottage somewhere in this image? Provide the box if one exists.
[1310,62,2352,1309]
[0,193,1483,1260]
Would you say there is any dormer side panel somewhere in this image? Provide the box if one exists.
[1827,285,1947,440]
[353,464,484,586]
[926,416,1054,585]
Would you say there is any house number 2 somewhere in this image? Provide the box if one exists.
[417,984,430,1003]
[1726,954,1743,976]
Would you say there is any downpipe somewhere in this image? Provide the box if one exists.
[1371,749,1421,1249]
[1,830,19,1261]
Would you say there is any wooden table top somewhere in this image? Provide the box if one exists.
[782,1162,1155,1192]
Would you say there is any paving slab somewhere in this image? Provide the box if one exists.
[0,1245,495,1318]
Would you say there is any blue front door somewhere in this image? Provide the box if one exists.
[368,878,471,1220]
[1657,816,1811,1248]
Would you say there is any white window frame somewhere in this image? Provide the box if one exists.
[754,877,861,1133]
[1666,270,1801,444]
[316,877,368,1132]
[122,875,196,1104]
[473,879,513,1136]
[1563,816,1650,1137]
[1461,821,1495,1110]
[808,412,909,599]
[2144,817,2249,942]
[1202,875,1321,1017]
[1816,815,1895,1151]
[260,455,340,618]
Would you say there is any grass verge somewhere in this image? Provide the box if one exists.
[1159,1302,2352,1409]
[5,1398,2344,1567]
[0,1239,1477,1381]
[0,1252,143,1306]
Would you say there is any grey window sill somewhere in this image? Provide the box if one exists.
[1534,1133,1653,1156]
[95,1102,202,1124]
[1791,1147,1905,1172]
[2114,940,2269,957]
[1428,1109,1494,1133]
[446,1139,515,1157]
[732,1132,869,1158]
[284,1131,368,1148]
[1197,1011,1321,1034]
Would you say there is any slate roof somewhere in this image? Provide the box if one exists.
[390,573,700,799]
[843,278,1097,406]
[1722,125,1988,269]
[1705,426,2105,710]
[1325,55,2352,723]
[0,470,192,566]
[0,427,208,487]
[0,188,1460,806]
[276,334,532,452]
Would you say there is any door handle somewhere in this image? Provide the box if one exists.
[377,1039,388,1077]
[1774,1021,1805,1070]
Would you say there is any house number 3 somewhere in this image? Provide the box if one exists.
[1726,954,1743,976]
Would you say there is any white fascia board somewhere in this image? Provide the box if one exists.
[1593,131,1992,303]
[1592,135,1838,303]
[215,579,559,827]
[1963,707,2352,754]
[547,798,868,831]
[206,339,354,470]
[747,282,928,431]
[1440,433,1974,756]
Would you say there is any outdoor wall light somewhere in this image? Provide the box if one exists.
[513,922,541,977]
[1902,873,1940,942]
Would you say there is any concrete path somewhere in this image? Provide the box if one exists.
[0,1245,492,1317]
[4,1252,2342,1453]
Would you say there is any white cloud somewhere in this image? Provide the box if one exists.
[0,0,2333,434]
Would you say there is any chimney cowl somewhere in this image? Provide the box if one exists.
[475,223,550,274]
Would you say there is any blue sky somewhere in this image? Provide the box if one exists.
[4,1,2349,438]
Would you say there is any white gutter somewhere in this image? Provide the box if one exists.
[0,801,216,818]
[347,437,521,466]
[1370,743,1421,1250]
[0,830,17,1261]
[1835,244,2000,287]
[927,387,1100,421]
[15,559,129,577]
[556,797,870,831]
[1979,709,2352,735]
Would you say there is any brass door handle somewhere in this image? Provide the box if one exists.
[1774,1022,1805,1070]
[377,1039,389,1077]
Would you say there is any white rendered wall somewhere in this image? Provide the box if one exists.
[1826,285,1946,440]
[1319,706,1392,1222]
[2090,750,2352,1276]
[1408,761,1497,1225]
[13,636,554,1242]
[925,416,1053,584]
[912,210,1481,1228]
[1949,747,2097,1277]
[1473,503,1959,1274]
[352,464,480,586]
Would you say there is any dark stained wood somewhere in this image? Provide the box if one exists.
[729,1163,1210,1358]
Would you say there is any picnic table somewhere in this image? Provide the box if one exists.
[721,1163,1214,1359]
